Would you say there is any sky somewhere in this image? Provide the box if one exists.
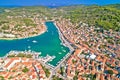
[0,0,120,6]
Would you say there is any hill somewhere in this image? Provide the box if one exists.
[55,4,120,31]
[0,6,51,39]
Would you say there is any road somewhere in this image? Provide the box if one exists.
[37,59,54,70]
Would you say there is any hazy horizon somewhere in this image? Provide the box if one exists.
[0,0,120,7]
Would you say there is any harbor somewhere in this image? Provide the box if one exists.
[0,22,70,66]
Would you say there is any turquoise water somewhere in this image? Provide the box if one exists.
[0,22,70,66]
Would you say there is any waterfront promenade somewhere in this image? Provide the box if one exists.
[53,22,74,70]
[47,22,75,80]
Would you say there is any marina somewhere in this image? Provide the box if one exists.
[39,54,56,63]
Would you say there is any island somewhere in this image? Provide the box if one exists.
[0,4,120,80]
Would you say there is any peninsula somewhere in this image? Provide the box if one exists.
[0,7,50,40]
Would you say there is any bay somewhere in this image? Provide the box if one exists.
[0,21,70,66]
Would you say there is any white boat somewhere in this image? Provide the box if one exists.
[32,40,37,43]
[63,50,66,52]
[58,52,62,54]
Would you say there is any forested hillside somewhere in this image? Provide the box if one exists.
[57,4,120,31]
[0,4,120,32]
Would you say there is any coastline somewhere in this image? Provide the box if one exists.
[50,21,75,75]
[0,21,74,66]
[53,22,74,52]
[0,25,47,41]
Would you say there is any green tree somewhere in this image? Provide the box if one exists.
[22,67,29,73]
[0,76,4,80]
[42,66,50,77]
[52,75,63,80]
[107,70,114,75]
